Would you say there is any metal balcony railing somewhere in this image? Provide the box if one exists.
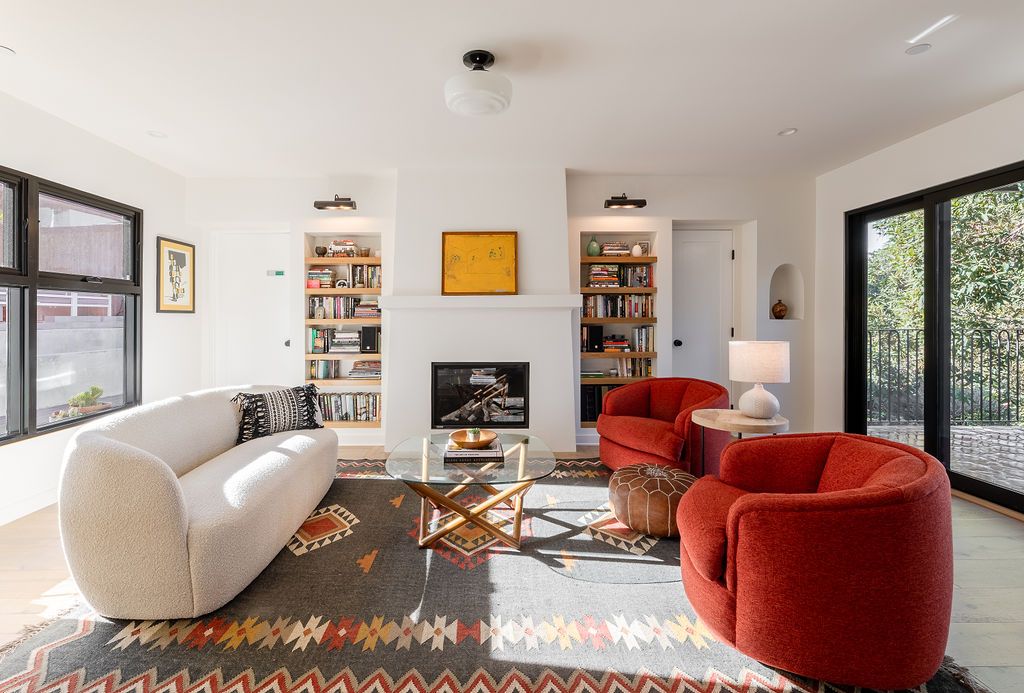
[868,327,1024,425]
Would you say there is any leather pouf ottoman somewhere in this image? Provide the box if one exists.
[608,464,696,537]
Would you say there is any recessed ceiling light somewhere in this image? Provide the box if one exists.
[905,43,932,56]
[146,130,168,138]
[777,128,799,137]
[0,45,15,57]
[907,14,957,44]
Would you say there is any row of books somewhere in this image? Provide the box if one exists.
[585,264,653,288]
[307,297,380,320]
[580,384,621,422]
[583,294,655,319]
[308,326,382,354]
[613,357,654,378]
[318,392,380,422]
[308,359,346,380]
[599,241,631,256]
[581,325,655,353]
[349,265,382,289]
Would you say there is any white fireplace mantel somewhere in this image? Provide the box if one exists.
[379,294,582,311]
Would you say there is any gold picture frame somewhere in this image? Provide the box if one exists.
[441,231,518,296]
[156,236,195,313]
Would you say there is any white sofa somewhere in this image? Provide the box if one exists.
[58,386,337,619]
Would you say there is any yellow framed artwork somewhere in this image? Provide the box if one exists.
[441,231,518,296]
[156,236,196,313]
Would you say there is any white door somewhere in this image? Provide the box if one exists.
[671,229,733,385]
[212,231,293,387]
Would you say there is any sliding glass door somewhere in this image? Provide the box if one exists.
[846,161,1024,512]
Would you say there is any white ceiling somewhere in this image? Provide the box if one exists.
[0,1,1022,179]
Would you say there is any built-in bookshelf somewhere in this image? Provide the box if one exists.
[304,235,383,429]
[579,235,658,427]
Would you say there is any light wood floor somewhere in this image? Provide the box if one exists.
[1,446,1021,692]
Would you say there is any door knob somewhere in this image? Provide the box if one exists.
[673,339,682,347]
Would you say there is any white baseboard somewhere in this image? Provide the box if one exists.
[576,430,600,447]
[0,488,58,527]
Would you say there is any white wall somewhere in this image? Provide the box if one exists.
[0,92,201,525]
[384,167,578,451]
[567,174,817,437]
[814,90,1024,431]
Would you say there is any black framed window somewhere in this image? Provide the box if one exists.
[846,159,1024,513]
[0,164,142,445]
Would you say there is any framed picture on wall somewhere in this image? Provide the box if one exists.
[441,231,518,296]
[156,236,195,313]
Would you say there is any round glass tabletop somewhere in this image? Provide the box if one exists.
[385,432,556,486]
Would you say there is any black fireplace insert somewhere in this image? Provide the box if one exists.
[430,362,529,429]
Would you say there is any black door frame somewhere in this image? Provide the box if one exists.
[845,159,1024,513]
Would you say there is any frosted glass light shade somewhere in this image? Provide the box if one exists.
[444,70,513,116]
[729,341,790,384]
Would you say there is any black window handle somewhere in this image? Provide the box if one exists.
[82,276,102,284]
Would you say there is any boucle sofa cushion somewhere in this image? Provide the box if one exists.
[178,427,338,615]
[232,384,322,444]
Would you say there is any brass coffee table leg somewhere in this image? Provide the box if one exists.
[408,479,534,550]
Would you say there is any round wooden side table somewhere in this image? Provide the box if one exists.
[690,408,789,476]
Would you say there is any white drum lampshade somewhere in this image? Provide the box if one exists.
[444,68,513,116]
[729,341,790,419]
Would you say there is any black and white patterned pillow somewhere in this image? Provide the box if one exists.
[231,385,323,444]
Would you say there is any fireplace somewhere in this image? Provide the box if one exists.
[431,362,529,429]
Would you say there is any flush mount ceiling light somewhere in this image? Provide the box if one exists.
[777,127,799,137]
[313,195,356,211]
[604,194,647,210]
[444,50,513,116]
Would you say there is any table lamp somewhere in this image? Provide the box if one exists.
[729,341,790,419]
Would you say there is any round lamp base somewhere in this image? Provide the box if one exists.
[738,383,779,419]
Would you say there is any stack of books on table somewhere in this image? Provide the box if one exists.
[444,439,504,465]
[347,360,381,379]
[587,264,620,288]
[600,242,631,256]
[352,300,380,319]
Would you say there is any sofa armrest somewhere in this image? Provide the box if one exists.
[602,380,651,417]
[718,433,837,493]
[722,485,953,684]
[59,431,195,619]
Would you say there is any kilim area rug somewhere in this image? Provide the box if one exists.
[0,458,990,693]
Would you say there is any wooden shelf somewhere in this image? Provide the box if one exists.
[324,420,382,429]
[305,256,381,265]
[580,377,653,385]
[580,256,657,264]
[305,353,381,360]
[306,318,381,325]
[306,287,381,296]
[580,351,656,359]
[306,378,381,387]
[580,287,656,295]
[581,421,597,428]
[581,317,657,325]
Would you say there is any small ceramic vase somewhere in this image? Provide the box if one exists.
[586,236,600,257]
[772,300,789,320]
[631,243,643,257]
[314,246,328,257]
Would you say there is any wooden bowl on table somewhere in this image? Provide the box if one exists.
[449,429,498,450]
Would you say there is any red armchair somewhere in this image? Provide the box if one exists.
[596,377,730,474]
[676,433,953,689]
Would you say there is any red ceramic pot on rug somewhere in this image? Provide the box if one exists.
[596,377,729,474]
[676,432,953,689]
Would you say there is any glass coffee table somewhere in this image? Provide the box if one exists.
[385,432,556,550]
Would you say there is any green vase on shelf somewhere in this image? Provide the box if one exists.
[586,236,600,257]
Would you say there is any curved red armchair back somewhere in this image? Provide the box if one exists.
[596,377,730,473]
[676,433,953,689]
